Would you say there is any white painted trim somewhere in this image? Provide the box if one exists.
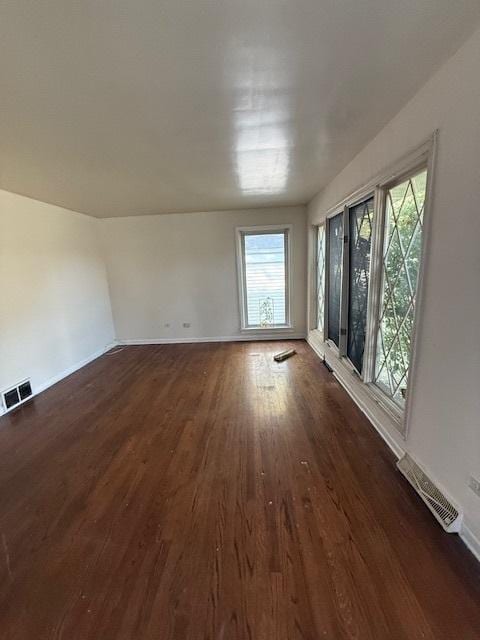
[362,186,385,383]
[308,329,325,355]
[324,211,343,348]
[118,334,306,346]
[314,223,326,340]
[240,325,294,333]
[318,134,437,438]
[307,331,405,459]
[305,333,326,362]
[322,134,436,219]
[401,131,438,439]
[460,521,480,563]
[0,341,118,417]
[234,224,294,233]
[235,224,293,331]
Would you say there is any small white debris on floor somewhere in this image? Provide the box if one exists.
[106,348,124,356]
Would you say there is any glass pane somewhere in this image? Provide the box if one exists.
[375,168,427,408]
[327,213,343,346]
[347,197,374,373]
[244,232,286,327]
[316,225,326,333]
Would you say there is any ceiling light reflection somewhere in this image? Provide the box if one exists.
[228,45,292,196]
[235,122,290,195]
[236,146,289,195]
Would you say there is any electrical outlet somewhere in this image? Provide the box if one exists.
[183,322,191,328]
[468,476,480,498]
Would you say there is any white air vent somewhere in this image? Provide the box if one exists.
[397,453,462,532]
[1,379,33,413]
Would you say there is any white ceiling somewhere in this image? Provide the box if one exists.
[1,1,479,218]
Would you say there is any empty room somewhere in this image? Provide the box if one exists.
[1,1,480,638]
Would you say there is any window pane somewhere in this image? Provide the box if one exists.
[244,232,287,327]
[327,213,343,346]
[316,225,326,333]
[347,197,374,373]
[375,169,427,407]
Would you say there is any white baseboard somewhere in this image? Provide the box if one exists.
[307,332,405,460]
[0,341,117,417]
[1,335,301,417]
[34,341,118,396]
[118,333,306,345]
[460,521,480,563]
[307,333,326,361]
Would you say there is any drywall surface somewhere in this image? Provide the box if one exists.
[307,27,480,545]
[0,190,115,408]
[101,206,307,342]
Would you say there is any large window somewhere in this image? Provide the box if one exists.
[374,169,427,408]
[316,224,326,335]
[237,226,290,329]
[316,144,432,430]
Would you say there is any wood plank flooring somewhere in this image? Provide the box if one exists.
[0,341,479,639]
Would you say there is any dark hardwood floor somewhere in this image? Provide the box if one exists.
[0,341,479,639]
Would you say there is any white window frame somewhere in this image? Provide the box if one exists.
[324,209,344,355]
[318,133,437,436]
[364,160,432,424]
[236,224,292,332]
[342,192,376,375]
[315,223,326,341]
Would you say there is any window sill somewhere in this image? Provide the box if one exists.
[240,325,294,333]
[365,382,404,426]
[319,339,405,429]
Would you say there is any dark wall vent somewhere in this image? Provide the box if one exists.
[18,381,32,400]
[4,388,20,409]
[2,379,33,412]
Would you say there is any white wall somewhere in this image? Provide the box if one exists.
[307,27,480,550]
[100,207,307,342]
[0,190,115,409]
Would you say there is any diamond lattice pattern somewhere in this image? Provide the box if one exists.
[375,169,427,407]
[316,225,326,333]
[347,198,374,373]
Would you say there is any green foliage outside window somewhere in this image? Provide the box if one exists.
[375,170,427,406]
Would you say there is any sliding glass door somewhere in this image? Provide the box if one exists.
[316,155,430,429]
[347,197,374,373]
[326,213,343,347]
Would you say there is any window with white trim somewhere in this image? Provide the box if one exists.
[237,226,290,329]
[326,212,343,347]
[316,149,431,429]
[316,224,326,335]
[373,168,427,408]
[347,196,374,374]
